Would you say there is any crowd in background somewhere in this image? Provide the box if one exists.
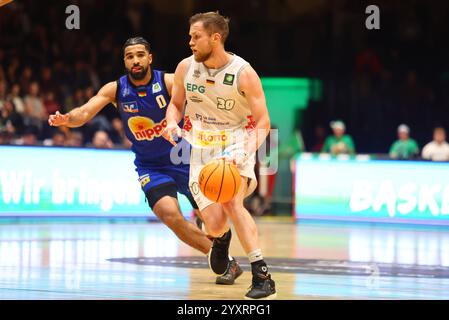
[297,119,449,161]
[296,1,449,154]
[1,0,449,159]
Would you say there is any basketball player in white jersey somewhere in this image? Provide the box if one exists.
[163,12,276,299]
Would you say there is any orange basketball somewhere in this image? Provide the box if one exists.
[199,159,241,203]
[0,0,14,8]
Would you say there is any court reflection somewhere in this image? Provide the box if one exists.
[1,221,449,299]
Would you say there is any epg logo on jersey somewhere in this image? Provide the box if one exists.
[121,101,139,113]
[128,116,167,141]
[186,83,205,93]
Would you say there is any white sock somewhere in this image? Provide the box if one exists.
[248,249,263,263]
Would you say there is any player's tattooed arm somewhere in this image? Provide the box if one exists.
[48,81,117,128]
[239,65,271,155]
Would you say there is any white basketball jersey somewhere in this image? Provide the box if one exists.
[183,53,258,206]
[183,53,256,149]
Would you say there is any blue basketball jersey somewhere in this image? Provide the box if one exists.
[116,70,183,166]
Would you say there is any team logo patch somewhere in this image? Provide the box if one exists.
[121,101,139,113]
[138,174,151,188]
[223,73,235,86]
[152,82,162,93]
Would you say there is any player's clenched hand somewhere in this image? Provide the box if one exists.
[163,121,182,146]
[48,111,69,127]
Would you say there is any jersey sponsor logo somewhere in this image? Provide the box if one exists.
[194,113,229,126]
[138,174,151,188]
[195,130,229,147]
[186,83,205,93]
[217,97,235,111]
[152,82,162,93]
[190,182,200,195]
[189,95,203,103]
[121,101,139,113]
[193,69,201,78]
[183,115,193,132]
[122,87,131,97]
[245,115,256,131]
[128,116,167,141]
[223,73,235,85]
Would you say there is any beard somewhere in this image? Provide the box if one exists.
[127,65,149,81]
[193,50,212,63]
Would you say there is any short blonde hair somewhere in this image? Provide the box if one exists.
[189,11,230,44]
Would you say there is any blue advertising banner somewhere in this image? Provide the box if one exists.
[0,146,193,218]
[295,154,449,225]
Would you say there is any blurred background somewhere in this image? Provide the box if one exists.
[1,0,449,221]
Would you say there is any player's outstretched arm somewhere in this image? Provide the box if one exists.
[239,65,271,155]
[48,81,117,128]
[163,58,189,145]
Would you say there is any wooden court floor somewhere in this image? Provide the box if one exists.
[1,218,449,300]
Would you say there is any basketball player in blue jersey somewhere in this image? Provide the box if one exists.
[48,37,242,285]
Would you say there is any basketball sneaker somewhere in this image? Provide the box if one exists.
[215,259,243,285]
[244,273,277,300]
[208,229,232,275]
